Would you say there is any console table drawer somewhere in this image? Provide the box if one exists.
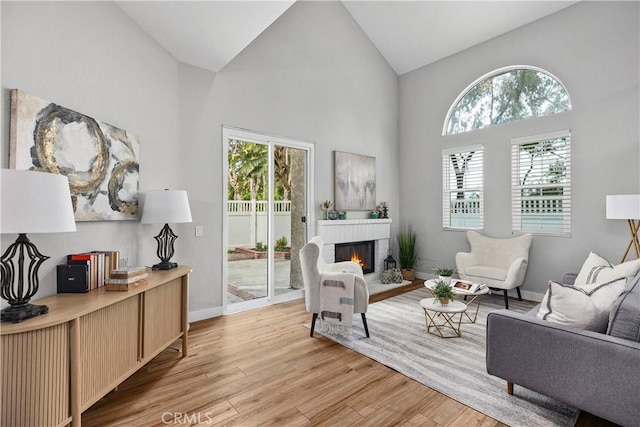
[143,278,183,359]
[80,296,140,409]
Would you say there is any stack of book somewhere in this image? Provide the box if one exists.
[105,266,149,291]
[65,251,120,291]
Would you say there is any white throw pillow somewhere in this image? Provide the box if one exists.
[537,278,627,332]
[575,252,640,285]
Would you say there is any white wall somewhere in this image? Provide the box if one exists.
[399,1,640,300]
[1,1,399,319]
[0,1,183,303]
[178,0,399,317]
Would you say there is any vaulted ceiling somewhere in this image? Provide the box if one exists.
[116,1,578,76]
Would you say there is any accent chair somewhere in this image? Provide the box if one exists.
[299,236,370,337]
[455,231,532,309]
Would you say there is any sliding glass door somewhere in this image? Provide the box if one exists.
[223,127,312,312]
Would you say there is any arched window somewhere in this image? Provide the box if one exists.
[444,66,571,135]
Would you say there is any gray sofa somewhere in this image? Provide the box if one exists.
[486,272,640,426]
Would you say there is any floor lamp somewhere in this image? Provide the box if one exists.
[606,194,640,263]
[1,170,77,323]
[141,189,192,270]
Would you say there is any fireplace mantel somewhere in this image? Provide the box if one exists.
[316,218,391,244]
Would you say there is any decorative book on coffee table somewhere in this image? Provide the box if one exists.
[450,280,481,293]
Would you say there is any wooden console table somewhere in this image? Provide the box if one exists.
[1,265,190,427]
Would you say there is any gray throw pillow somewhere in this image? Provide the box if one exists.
[537,279,626,332]
[607,273,640,342]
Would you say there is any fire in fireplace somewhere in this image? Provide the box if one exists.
[335,240,375,274]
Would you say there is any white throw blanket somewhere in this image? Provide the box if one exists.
[319,272,355,336]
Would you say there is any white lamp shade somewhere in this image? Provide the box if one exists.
[1,169,77,234]
[141,190,192,224]
[606,194,640,220]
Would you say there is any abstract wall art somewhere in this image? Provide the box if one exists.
[334,151,376,211]
[9,89,140,221]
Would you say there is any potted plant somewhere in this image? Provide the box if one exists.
[370,210,378,219]
[275,236,290,259]
[397,223,417,281]
[434,266,455,284]
[321,200,332,220]
[432,279,456,306]
[338,210,347,220]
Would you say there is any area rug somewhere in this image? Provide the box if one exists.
[314,287,580,427]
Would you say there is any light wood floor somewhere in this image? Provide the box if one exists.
[82,281,615,426]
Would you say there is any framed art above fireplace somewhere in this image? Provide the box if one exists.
[334,151,376,211]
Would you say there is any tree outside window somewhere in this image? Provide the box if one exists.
[511,132,571,235]
[442,145,483,230]
[445,67,571,135]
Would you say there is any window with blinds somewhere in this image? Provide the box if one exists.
[511,131,571,235]
[442,144,483,230]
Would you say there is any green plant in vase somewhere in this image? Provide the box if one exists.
[434,266,455,284]
[432,279,456,306]
[397,223,418,281]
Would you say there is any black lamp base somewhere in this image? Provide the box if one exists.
[152,261,178,270]
[1,233,51,324]
[151,224,179,271]
[1,303,49,324]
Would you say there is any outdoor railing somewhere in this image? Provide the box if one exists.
[450,199,481,214]
[449,197,563,215]
[448,196,564,230]
[448,198,482,228]
[227,200,291,213]
[227,201,291,249]
[521,197,563,213]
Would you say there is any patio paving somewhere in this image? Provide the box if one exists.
[227,258,298,304]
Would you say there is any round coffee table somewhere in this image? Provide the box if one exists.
[419,297,468,338]
[424,279,489,323]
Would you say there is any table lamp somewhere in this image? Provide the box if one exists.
[1,169,77,323]
[606,194,640,263]
[140,189,192,270]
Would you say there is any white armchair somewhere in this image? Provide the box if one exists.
[299,236,370,337]
[455,231,532,309]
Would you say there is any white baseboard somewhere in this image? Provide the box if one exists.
[519,290,544,303]
[190,290,304,322]
[188,306,223,323]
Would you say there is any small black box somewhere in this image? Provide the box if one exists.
[57,264,90,293]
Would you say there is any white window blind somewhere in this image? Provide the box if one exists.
[511,130,571,236]
[442,144,483,230]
